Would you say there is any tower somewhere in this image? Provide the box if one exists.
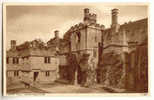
[66,8,105,85]
[70,8,103,59]
[83,8,97,25]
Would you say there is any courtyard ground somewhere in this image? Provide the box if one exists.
[6,81,125,94]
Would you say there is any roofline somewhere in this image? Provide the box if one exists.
[103,18,148,31]
[6,55,57,58]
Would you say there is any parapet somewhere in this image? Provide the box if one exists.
[83,8,97,24]
[66,8,105,33]
[67,23,86,32]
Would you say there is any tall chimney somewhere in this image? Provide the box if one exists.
[54,30,59,38]
[83,8,90,23]
[111,8,119,27]
[11,40,16,50]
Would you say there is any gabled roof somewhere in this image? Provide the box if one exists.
[7,39,56,57]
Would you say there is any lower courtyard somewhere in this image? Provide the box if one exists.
[5,7,148,94]
[7,80,125,94]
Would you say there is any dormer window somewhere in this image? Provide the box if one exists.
[44,57,50,63]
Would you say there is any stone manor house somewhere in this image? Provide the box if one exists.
[6,8,148,92]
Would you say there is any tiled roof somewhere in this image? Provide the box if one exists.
[7,36,70,57]
[120,18,148,30]
[7,46,56,57]
[103,18,148,44]
[103,18,147,33]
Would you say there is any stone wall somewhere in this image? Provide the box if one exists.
[29,56,59,69]
[35,71,58,83]
[98,42,148,92]
[29,56,59,83]
[98,51,125,88]
[98,18,148,91]
[125,44,148,92]
[87,27,102,49]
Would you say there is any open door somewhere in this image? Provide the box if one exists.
[34,72,39,81]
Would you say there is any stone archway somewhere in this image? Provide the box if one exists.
[33,72,39,81]
[67,51,98,86]
[67,53,80,85]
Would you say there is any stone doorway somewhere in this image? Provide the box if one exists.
[33,72,39,81]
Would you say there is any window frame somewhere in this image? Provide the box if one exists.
[14,71,19,77]
[13,57,19,64]
[44,57,51,64]
[45,71,50,77]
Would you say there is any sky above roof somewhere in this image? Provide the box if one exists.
[5,3,148,49]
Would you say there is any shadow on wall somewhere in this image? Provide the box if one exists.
[97,43,148,93]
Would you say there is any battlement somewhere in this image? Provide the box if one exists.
[89,13,97,20]
[67,22,104,33]
[83,8,97,25]
[67,23,85,32]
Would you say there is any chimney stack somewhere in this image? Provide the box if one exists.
[111,8,119,27]
[11,40,16,50]
[83,8,90,24]
[84,8,89,18]
[54,30,59,38]
[111,8,120,33]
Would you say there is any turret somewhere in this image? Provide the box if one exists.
[90,14,97,24]
[83,8,97,25]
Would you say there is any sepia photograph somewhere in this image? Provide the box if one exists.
[2,3,149,96]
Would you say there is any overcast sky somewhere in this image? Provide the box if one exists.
[5,4,148,49]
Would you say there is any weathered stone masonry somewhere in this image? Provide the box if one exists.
[98,9,148,92]
[6,8,148,92]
